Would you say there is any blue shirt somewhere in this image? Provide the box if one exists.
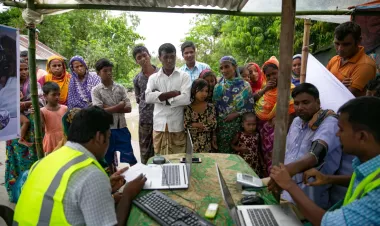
[283,116,354,209]
[321,155,380,226]
[179,61,210,82]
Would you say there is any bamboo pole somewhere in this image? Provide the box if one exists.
[272,0,296,201]
[3,1,352,16]
[26,0,44,159]
[300,19,311,84]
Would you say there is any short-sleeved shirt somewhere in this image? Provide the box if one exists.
[133,66,159,124]
[63,141,117,226]
[283,116,354,209]
[179,61,210,82]
[327,46,376,96]
[321,155,380,226]
[91,82,131,129]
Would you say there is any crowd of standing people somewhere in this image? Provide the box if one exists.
[3,21,380,225]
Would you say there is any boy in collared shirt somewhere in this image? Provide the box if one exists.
[145,43,191,154]
[91,58,137,172]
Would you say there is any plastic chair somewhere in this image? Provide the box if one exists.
[0,205,14,226]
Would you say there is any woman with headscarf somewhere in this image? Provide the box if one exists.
[213,56,255,153]
[246,62,266,93]
[254,56,296,175]
[38,55,71,105]
[291,54,302,86]
[67,56,101,109]
[5,59,44,203]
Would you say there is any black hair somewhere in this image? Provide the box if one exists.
[67,106,113,144]
[20,51,28,57]
[132,45,150,60]
[181,41,196,54]
[20,58,27,64]
[375,86,380,98]
[291,83,319,99]
[95,58,113,72]
[365,79,380,91]
[158,43,176,57]
[202,71,217,81]
[42,81,60,95]
[242,112,256,122]
[335,21,361,43]
[338,97,380,143]
[239,66,248,76]
[262,63,278,75]
[190,79,209,102]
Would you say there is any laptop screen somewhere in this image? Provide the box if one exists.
[185,129,193,180]
[216,164,241,226]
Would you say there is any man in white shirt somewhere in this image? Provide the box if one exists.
[179,41,211,82]
[145,43,191,154]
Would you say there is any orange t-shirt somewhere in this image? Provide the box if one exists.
[327,46,376,96]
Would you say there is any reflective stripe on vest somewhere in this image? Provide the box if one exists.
[13,146,106,225]
[343,167,380,206]
[38,154,88,224]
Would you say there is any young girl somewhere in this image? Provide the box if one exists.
[231,112,266,177]
[40,82,68,154]
[239,66,251,83]
[199,69,217,103]
[184,79,217,153]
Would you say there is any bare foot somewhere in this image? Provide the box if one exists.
[18,138,33,147]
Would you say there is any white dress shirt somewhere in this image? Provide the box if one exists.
[145,68,191,132]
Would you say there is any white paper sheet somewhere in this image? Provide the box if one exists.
[306,54,355,113]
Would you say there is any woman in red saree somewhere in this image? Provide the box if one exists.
[254,56,296,175]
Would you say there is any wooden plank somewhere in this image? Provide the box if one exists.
[300,19,312,84]
[271,0,296,178]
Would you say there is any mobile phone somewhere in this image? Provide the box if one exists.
[180,157,202,163]
[205,203,218,219]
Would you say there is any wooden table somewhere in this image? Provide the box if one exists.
[127,153,277,226]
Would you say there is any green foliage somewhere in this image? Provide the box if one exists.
[0,8,143,86]
[184,15,336,74]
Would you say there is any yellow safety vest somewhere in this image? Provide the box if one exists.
[343,167,380,206]
[13,146,107,225]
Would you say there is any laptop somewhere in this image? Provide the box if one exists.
[216,164,302,226]
[141,130,193,190]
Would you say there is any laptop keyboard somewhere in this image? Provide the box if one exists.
[162,165,181,186]
[247,209,279,226]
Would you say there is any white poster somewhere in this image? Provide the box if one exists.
[0,25,20,141]
[306,53,354,113]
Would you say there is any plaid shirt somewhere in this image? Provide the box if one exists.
[321,155,380,225]
[63,142,117,226]
[91,82,131,129]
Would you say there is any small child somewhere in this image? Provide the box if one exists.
[40,82,68,154]
[19,91,32,147]
[199,69,218,103]
[184,79,217,152]
[231,112,266,177]
[239,66,251,83]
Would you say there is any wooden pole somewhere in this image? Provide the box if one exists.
[26,0,44,159]
[300,19,311,84]
[272,0,296,201]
